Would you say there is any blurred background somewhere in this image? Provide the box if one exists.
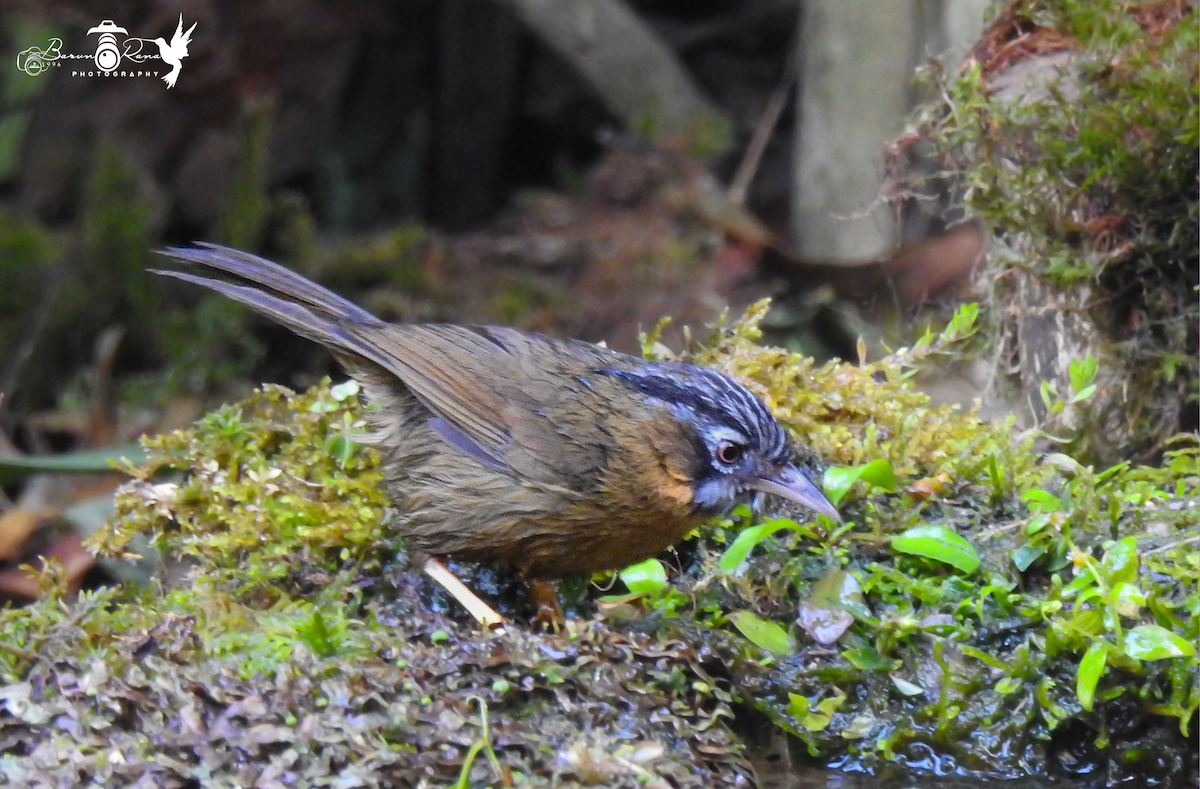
[0,0,991,434]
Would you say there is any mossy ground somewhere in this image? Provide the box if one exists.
[1,301,1195,787]
[0,5,1195,784]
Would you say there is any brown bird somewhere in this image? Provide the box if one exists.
[156,244,839,626]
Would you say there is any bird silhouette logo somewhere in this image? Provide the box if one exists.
[152,14,196,88]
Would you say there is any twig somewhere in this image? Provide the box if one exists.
[728,42,797,205]
[422,557,506,629]
[1144,534,1200,556]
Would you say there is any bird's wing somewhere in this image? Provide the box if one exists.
[360,324,512,464]
[156,243,615,483]
[359,323,616,483]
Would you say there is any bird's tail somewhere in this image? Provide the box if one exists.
[154,243,382,358]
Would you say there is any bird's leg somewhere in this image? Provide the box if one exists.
[421,557,505,629]
[527,578,564,629]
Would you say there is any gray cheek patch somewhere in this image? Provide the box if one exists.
[691,475,739,513]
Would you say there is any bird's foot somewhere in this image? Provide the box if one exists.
[527,578,565,631]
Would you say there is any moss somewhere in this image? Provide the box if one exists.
[492,276,558,324]
[2,299,1195,785]
[897,0,1198,465]
[92,380,388,590]
[148,295,268,398]
[70,137,161,356]
[638,302,1198,780]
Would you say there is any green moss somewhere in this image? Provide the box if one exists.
[81,141,155,295]
[2,141,161,410]
[2,299,1195,784]
[149,295,267,397]
[72,137,161,348]
[317,223,431,299]
[902,0,1198,465]
[637,301,1197,779]
[923,4,1197,266]
[92,380,388,586]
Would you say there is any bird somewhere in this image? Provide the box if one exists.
[155,244,840,626]
[153,14,196,89]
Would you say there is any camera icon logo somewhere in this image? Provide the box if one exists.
[15,38,61,76]
[86,20,128,72]
[17,47,46,75]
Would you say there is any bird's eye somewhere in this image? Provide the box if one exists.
[714,440,744,465]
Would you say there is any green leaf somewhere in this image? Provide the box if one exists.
[1068,356,1098,395]
[891,524,981,574]
[856,459,897,490]
[995,676,1021,695]
[1011,542,1046,572]
[1070,384,1097,403]
[0,444,149,482]
[1046,543,1072,572]
[1025,513,1052,535]
[1022,489,1062,512]
[727,610,795,655]
[1101,537,1140,585]
[1067,608,1104,639]
[1040,380,1057,410]
[719,518,804,573]
[843,647,896,671]
[940,303,979,342]
[1043,453,1083,474]
[329,379,361,401]
[619,558,668,594]
[327,435,359,468]
[802,708,832,733]
[1107,582,1145,619]
[985,454,1002,489]
[786,691,808,718]
[790,688,846,732]
[1123,625,1195,660]
[823,459,897,505]
[1077,641,1109,712]
[296,609,336,658]
[960,645,1009,671]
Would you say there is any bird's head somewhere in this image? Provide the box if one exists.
[601,363,840,520]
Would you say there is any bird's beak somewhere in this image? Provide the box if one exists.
[749,465,841,521]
